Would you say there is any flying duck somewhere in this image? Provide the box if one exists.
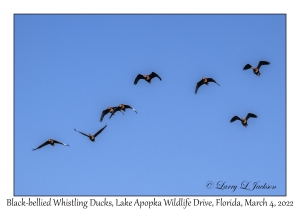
[32,139,70,151]
[243,61,270,76]
[134,72,162,85]
[109,104,138,119]
[74,125,107,142]
[230,113,257,127]
[100,107,124,122]
[195,76,220,94]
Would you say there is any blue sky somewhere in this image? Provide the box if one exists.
[14,14,285,196]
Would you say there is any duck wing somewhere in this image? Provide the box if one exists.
[134,74,145,85]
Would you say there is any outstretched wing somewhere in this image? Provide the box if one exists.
[257,61,270,69]
[52,139,70,147]
[134,74,145,85]
[124,104,138,113]
[94,125,107,137]
[74,128,89,137]
[195,80,204,94]
[243,64,252,70]
[109,106,122,119]
[207,78,220,86]
[149,72,162,80]
[100,109,109,122]
[32,140,50,151]
[230,116,242,123]
[246,113,257,120]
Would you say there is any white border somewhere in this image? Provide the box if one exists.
[1,0,298,209]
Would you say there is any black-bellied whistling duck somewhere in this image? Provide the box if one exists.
[230,113,257,127]
[134,72,162,85]
[74,125,107,142]
[32,139,70,151]
[243,61,270,76]
[195,76,220,94]
[100,106,124,122]
[109,104,137,119]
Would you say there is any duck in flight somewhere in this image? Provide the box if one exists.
[100,106,124,122]
[109,104,138,119]
[230,113,257,127]
[134,72,162,85]
[243,60,270,76]
[74,125,107,142]
[32,139,70,151]
[195,76,220,94]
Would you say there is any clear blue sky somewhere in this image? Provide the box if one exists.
[14,14,285,196]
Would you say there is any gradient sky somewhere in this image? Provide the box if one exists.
[14,14,285,196]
